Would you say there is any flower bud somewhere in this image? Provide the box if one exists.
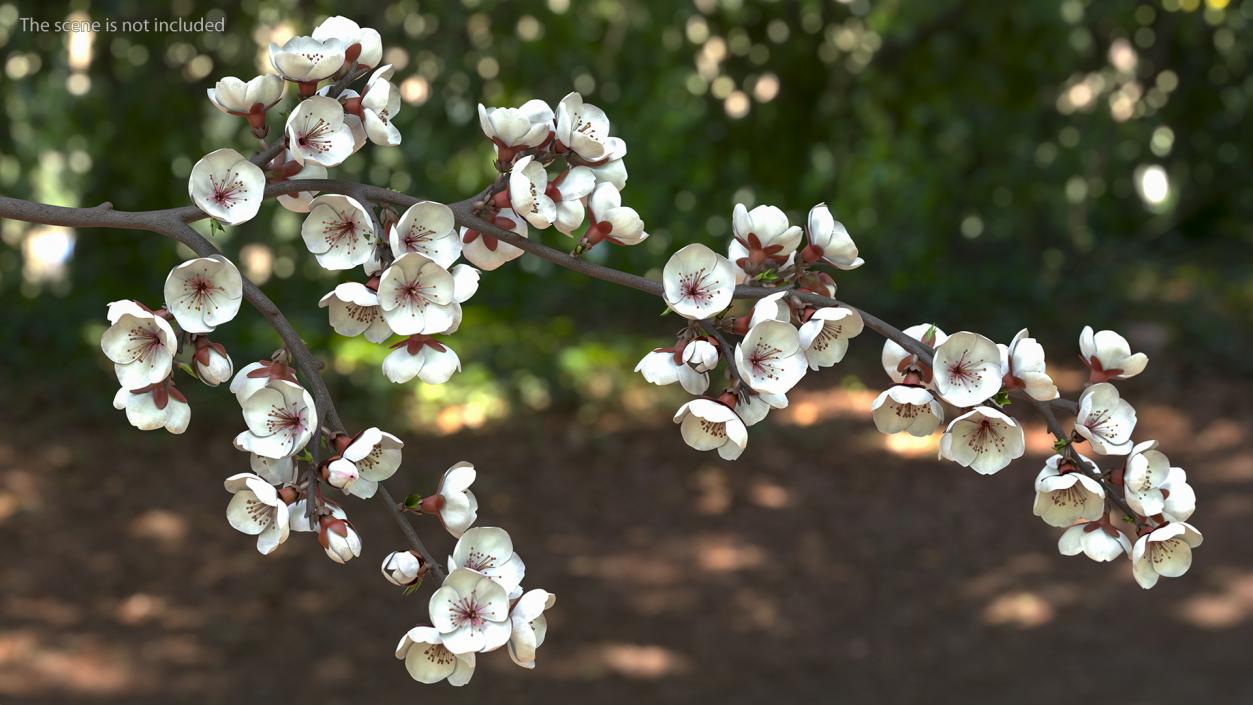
[381,549,427,586]
[318,516,362,564]
[418,494,445,514]
[683,339,719,373]
[193,339,234,387]
[322,457,359,490]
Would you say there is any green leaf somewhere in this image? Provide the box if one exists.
[403,492,423,509]
[992,390,1012,406]
[659,304,672,316]
[177,362,197,379]
[1052,437,1070,452]
[401,580,423,596]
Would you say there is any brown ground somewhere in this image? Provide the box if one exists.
[2,369,1251,705]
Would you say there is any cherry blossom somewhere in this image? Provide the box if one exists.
[312,15,382,70]
[1032,454,1105,527]
[1074,382,1137,455]
[319,511,363,564]
[460,210,528,271]
[207,75,285,134]
[285,96,355,167]
[301,194,375,270]
[729,203,803,281]
[274,158,328,213]
[939,406,1026,475]
[268,35,346,86]
[799,306,863,370]
[1123,440,1196,521]
[1058,523,1132,562]
[683,339,720,373]
[589,137,628,189]
[163,255,244,334]
[319,282,393,343]
[635,348,709,395]
[478,100,554,157]
[555,92,612,162]
[389,201,461,268]
[100,301,177,389]
[383,335,462,384]
[735,320,807,395]
[224,472,291,555]
[428,567,512,654]
[396,626,476,686]
[871,385,944,437]
[585,183,648,247]
[737,391,789,426]
[673,398,748,460]
[748,291,792,328]
[188,148,266,225]
[662,244,736,320]
[235,379,317,459]
[802,203,863,270]
[881,323,946,384]
[250,453,296,486]
[1131,522,1203,589]
[509,155,557,229]
[330,427,404,499]
[931,331,1002,407]
[508,589,556,669]
[378,253,458,335]
[382,550,427,587]
[112,382,190,434]
[428,461,478,538]
[192,337,233,387]
[550,167,597,235]
[1079,325,1149,383]
[229,359,299,405]
[999,328,1059,402]
[357,65,402,146]
[448,527,526,599]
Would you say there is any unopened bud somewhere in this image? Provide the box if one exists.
[322,457,359,490]
[381,550,427,587]
[418,494,445,514]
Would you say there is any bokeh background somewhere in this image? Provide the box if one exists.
[1,0,1251,703]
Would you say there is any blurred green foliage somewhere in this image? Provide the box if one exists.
[1,0,1250,420]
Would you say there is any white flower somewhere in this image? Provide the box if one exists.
[1130,522,1203,589]
[163,254,244,334]
[429,567,512,654]
[1058,523,1132,562]
[301,194,375,270]
[683,339,719,373]
[931,331,1002,407]
[508,155,557,229]
[551,167,597,235]
[323,456,359,489]
[318,282,392,343]
[207,74,285,116]
[1124,440,1195,521]
[1074,382,1137,455]
[749,291,792,328]
[383,336,461,384]
[555,92,612,161]
[389,201,461,268]
[285,96,355,167]
[382,550,426,587]
[396,627,475,686]
[508,589,556,669]
[235,379,317,459]
[803,203,863,270]
[478,100,554,150]
[1032,454,1105,527]
[635,349,709,395]
[192,339,233,387]
[229,360,299,405]
[881,323,946,384]
[460,210,528,271]
[378,252,458,335]
[735,320,807,395]
[188,148,266,225]
[312,15,382,69]
[999,328,1059,402]
[318,512,363,564]
[729,203,803,279]
[586,182,648,246]
[112,383,190,434]
[871,386,943,437]
[737,391,788,426]
[224,472,291,555]
[275,158,328,213]
[100,301,177,389]
[662,244,736,320]
[268,35,346,84]
[673,398,748,460]
[799,307,863,370]
[1079,325,1148,382]
[358,65,402,145]
[432,461,478,538]
[250,453,296,485]
[589,137,628,188]
[448,527,526,599]
[939,406,1026,475]
[333,427,404,499]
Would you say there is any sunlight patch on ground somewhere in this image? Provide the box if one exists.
[981,591,1055,628]
[0,630,146,697]
[1177,571,1253,629]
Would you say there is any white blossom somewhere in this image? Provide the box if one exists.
[555,92,612,161]
[301,194,375,270]
[1074,382,1137,455]
[396,627,475,686]
[312,15,382,70]
[635,349,709,395]
[551,167,597,235]
[358,65,402,145]
[188,148,266,225]
[193,340,234,387]
[509,155,557,229]
[448,527,526,599]
[939,406,1026,475]
[1124,440,1195,521]
[798,306,863,370]
[999,328,1059,402]
[749,291,792,328]
[285,95,355,167]
[428,567,512,654]
[224,472,290,555]
[729,203,803,280]
[1032,454,1105,527]
[735,320,807,395]
[586,182,648,246]
[881,323,947,384]
[318,282,392,343]
[1130,522,1203,589]
[389,201,461,268]
[1058,523,1132,562]
[1079,325,1149,382]
[662,244,736,320]
[268,35,346,83]
[931,331,1002,407]
[460,210,528,271]
[673,398,748,460]
[333,427,404,499]
[229,360,299,405]
[736,391,788,426]
[803,203,863,270]
[377,252,458,335]
[235,379,317,459]
[432,461,479,538]
[100,301,177,389]
[683,339,719,373]
[383,336,461,384]
[112,384,190,434]
[207,74,284,116]
[478,100,554,150]
[508,589,556,669]
[319,512,363,564]
[275,159,328,213]
[382,550,426,587]
[250,453,297,485]
[871,386,943,437]
[163,255,244,334]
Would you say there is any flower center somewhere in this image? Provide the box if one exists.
[967,419,1007,454]
[451,595,487,629]
[209,170,246,208]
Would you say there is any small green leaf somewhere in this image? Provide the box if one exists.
[402,580,423,596]
[992,390,1012,406]
[659,304,672,316]
[403,492,423,509]
[177,362,197,378]
[1052,438,1070,452]
[209,219,224,236]
[296,449,314,463]
[753,269,779,282]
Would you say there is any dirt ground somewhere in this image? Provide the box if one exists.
[2,368,1251,705]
